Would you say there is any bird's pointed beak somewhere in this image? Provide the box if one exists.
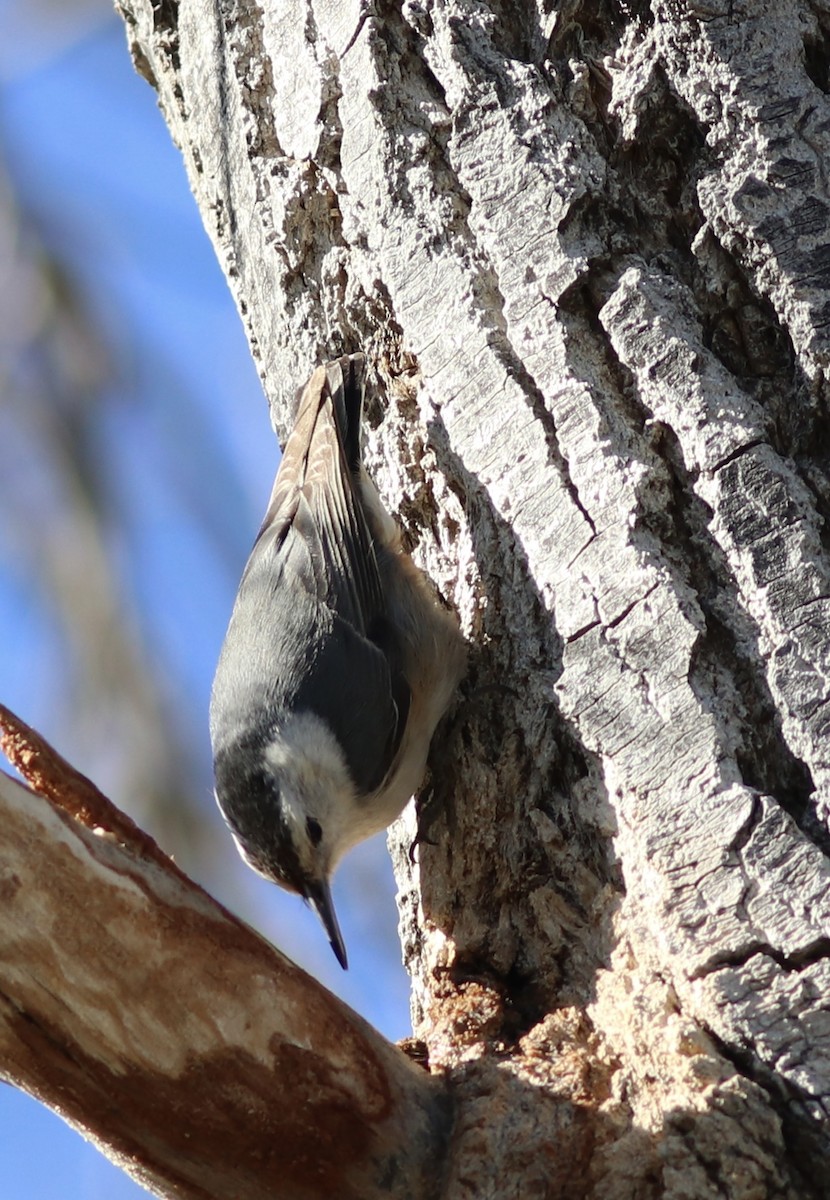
[306,878,348,970]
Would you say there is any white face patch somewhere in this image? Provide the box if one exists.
[265,711,351,791]
[262,712,366,874]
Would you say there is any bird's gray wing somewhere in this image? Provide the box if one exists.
[215,540,403,796]
[245,355,382,634]
[226,356,410,791]
[294,609,405,795]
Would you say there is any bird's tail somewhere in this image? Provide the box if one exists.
[325,354,365,478]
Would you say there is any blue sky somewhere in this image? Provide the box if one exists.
[0,7,411,1196]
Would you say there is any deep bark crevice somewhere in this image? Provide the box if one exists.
[707,1026,830,1199]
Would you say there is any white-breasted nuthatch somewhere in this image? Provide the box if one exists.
[210,354,466,969]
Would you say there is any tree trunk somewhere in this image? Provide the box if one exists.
[8,0,830,1194]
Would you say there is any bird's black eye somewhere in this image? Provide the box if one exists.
[306,817,323,846]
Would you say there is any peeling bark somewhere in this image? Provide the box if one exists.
[6,0,826,1194]
[0,714,448,1200]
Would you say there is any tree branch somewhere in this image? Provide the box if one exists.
[0,708,449,1200]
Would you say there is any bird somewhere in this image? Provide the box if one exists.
[210,353,466,969]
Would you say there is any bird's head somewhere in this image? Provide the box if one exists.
[213,712,361,969]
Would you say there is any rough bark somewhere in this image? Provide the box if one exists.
[0,707,448,1200]
[16,0,828,1194]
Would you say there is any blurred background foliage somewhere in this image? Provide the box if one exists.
[0,2,409,1195]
